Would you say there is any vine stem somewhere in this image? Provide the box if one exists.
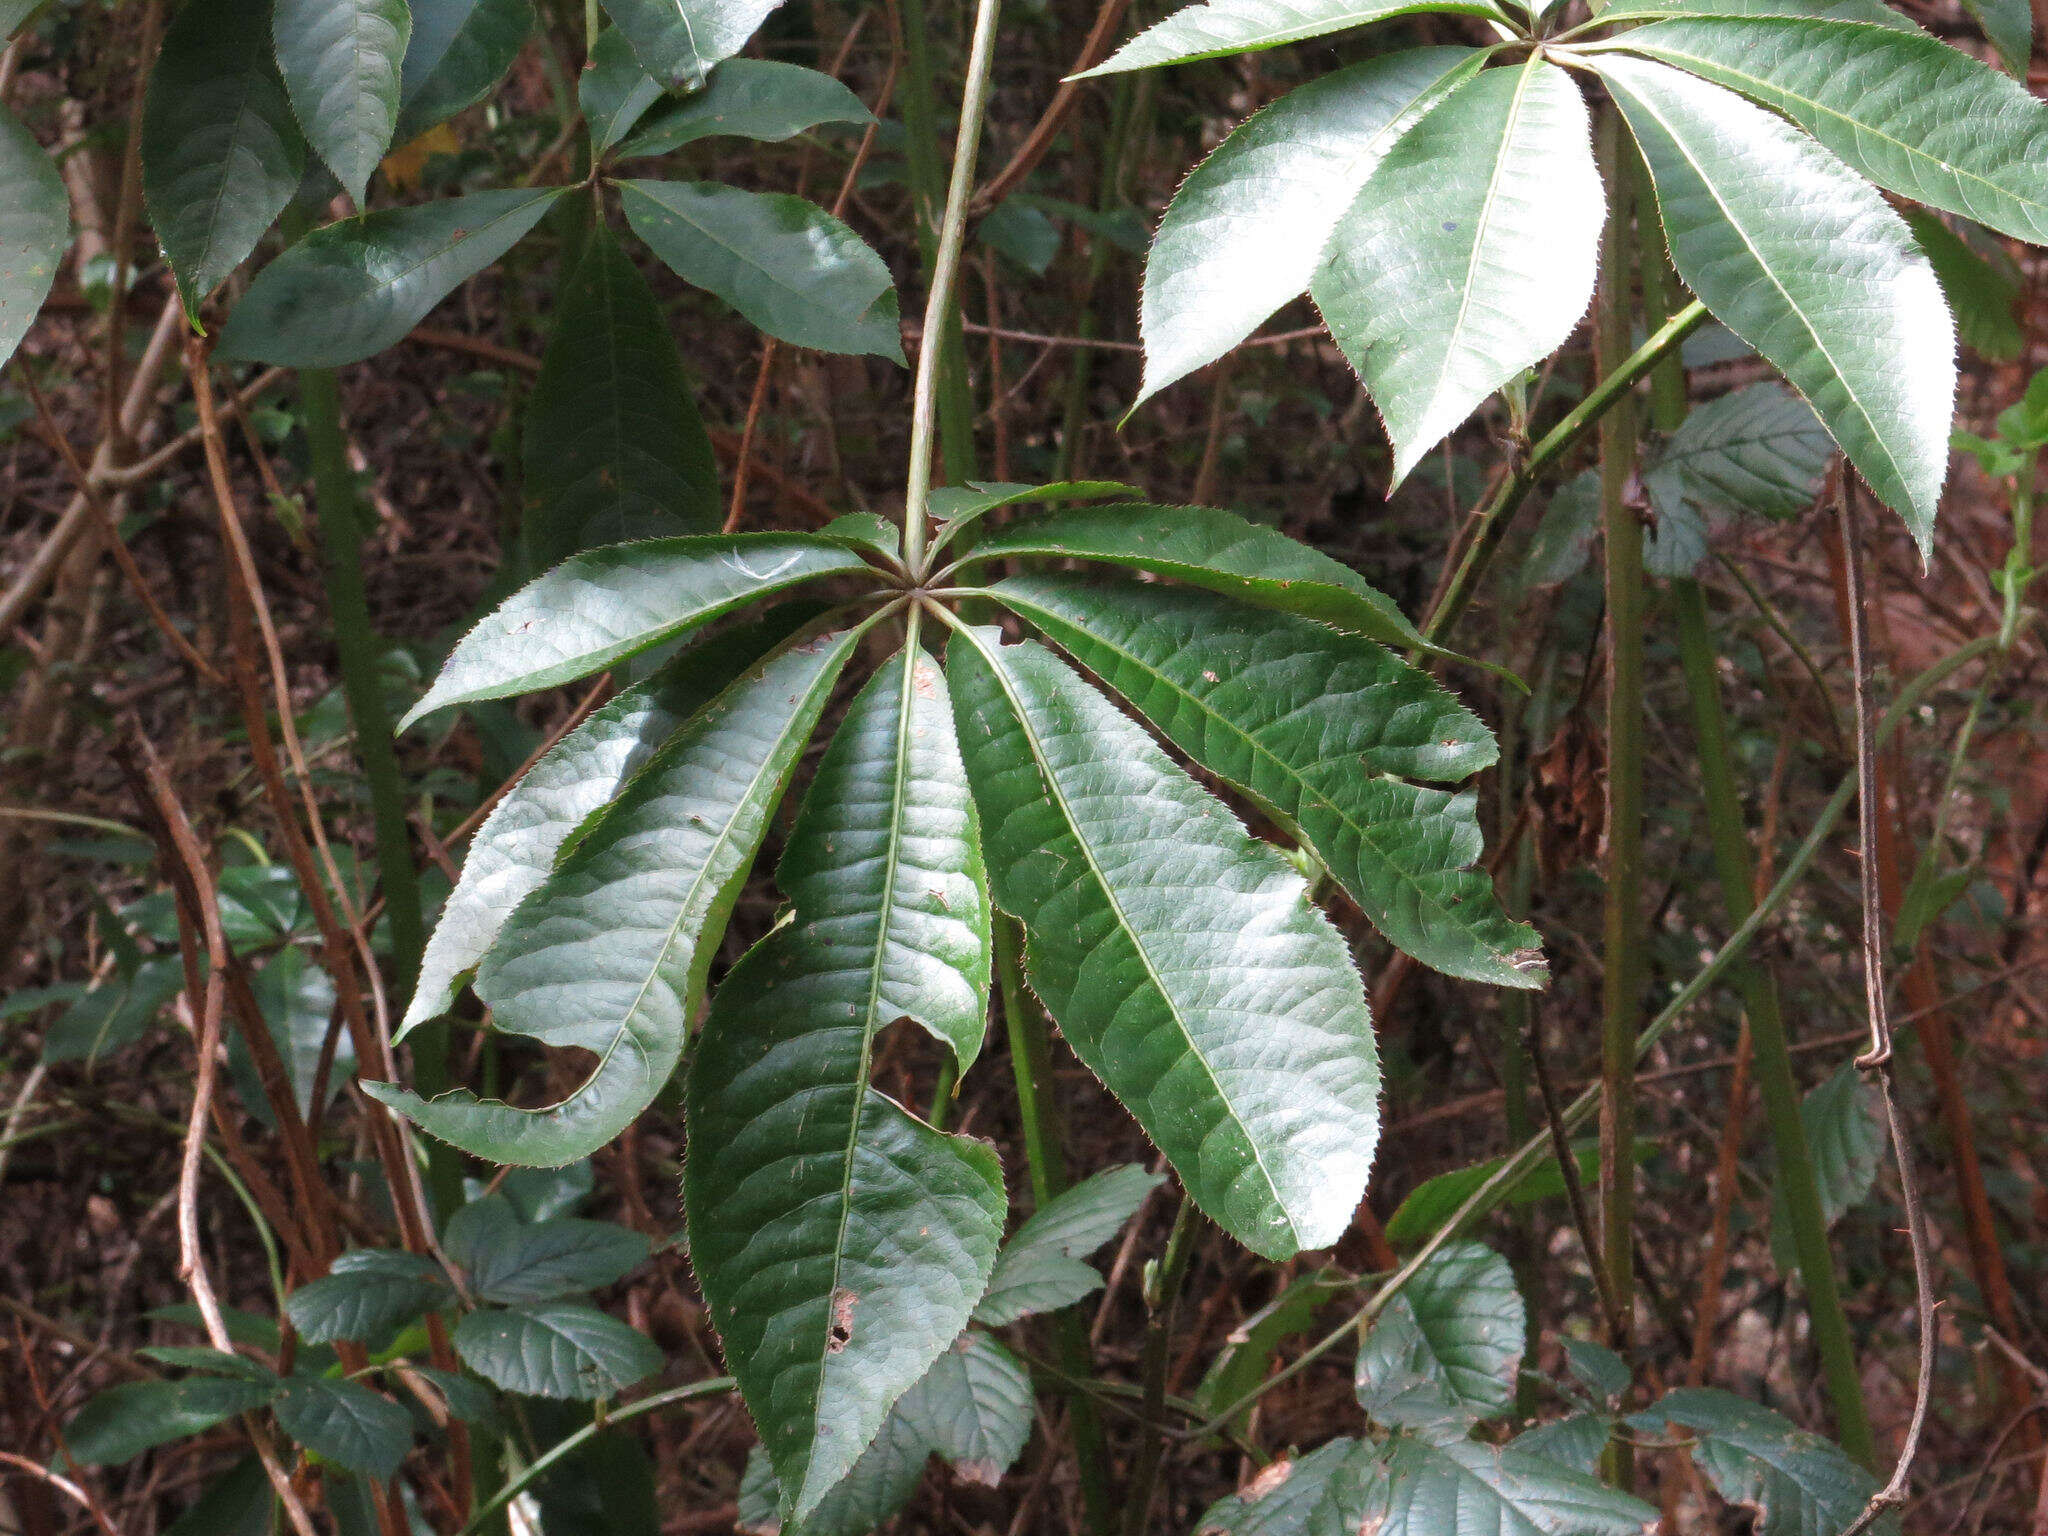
[901,0,1003,568]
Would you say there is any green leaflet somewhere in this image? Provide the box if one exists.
[285,1250,454,1345]
[67,1378,282,1465]
[1767,1064,1881,1270]
[1640,1388,1896,1536]
[1316,1436,1660,1536]
[1906,209,2022,361]
[974,1162,1161,1325]
[1594,53,1954,554]
[959,502,1444,658]
[1194,1267,1351,1435]
[948,627,1380,1259]
[272,0,410,202]
[397,0,533,140]
[442,1193,651,1303]
[369,628,862,1165]
[1353,1243,1523,1435]
[618,58,872,159]
[141,0,306,315]
[453,1301,662,1398]
[1642,382,1831,575]
[737,1420,929,1536]
[893,1332,1034,1485]
[1587,0,1921,26]
[217,188,565,368]
[686,644,1001,1520]
[1083,0,1511,76]
[1192,1439,1363,1536]
[602,0,782,89]
[404,613,809,1033]
[619,180,904,360]
[581,27,665,155]
[1603,17,2048,245]
[0,105,67,370]
[398,534,865,727]
[923,479,1139,559]
[1136,49,1485,406]
[1961,0,2031,75]
[524,225,720,565]
[272,1378,412,1478]
[993,575,1544,987]
[1312,57,1605,486]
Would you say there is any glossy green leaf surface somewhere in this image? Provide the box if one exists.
[1084,0,1509,76]
[68,1378,281,1465]
[895,1332,1034,1484]
[141,0,306,314]
[602,0,781,88]
[525,225,720,564]
[994,576,1542,986]
[1353,1242,1522,1434]
[1641,1388,1893,1536]
[581,26,664,154]
[373,629,860,1166]
[397,0,532,139]
[737,1418,930,1536]
[217,188,564,368]
[1587,0,1920,27]
[285,1249,453,1344]
[1320,1436,1660,1536]
[687,644,1001,1519]
[619,58,871,158]
[399,534,865,727]
[0,106,66,370]
[405,614,806,1031]
[1594,54,1954,553]
[1510,1413,1614,1476]
[444,1194,651,1302]
[619,180,903,359]
[1136,49,1483,405]
[961,502,1441,657]
[272,1377,412,1478]
[273,0,409,202]
[454,1301,662,1398]
[1312,57,1605,486]
[1605,18,2048,244]
[948,628,1380,1259]
[974,1162,1161,1325]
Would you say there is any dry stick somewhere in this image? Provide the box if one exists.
[1836,486,1938,1536]
[0,1452,119,1536]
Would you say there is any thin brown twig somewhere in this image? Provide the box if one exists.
[971,0,1138,213]
[0,1451,119,1536]
[1524,1013,1628,1346]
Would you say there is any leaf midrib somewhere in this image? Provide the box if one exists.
[957,624,1298,1246]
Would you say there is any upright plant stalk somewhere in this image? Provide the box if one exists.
[1121,1192,1201,1536]
[896,0,980,494]
[1670,580,1877,1463]
[1592,113,1644,1480]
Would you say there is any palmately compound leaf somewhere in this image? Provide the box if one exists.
[397,0,533,140]
[1605,17,2048,246]
[443,1194,651,1303]
[369,628,863,1165]
[524,225,720,565]
[948,628,1380,1260]
[216,188,566,368]
[975,1162,1162,1325]
[618,58,873,159]
[894,1332,1034,1485]
[272,0,410,203]
[1642,1388,1894,1536]
[581,26,664,155]
[1592,54,1954,555]
[687,643,1002,1521]
[141,0,306,315]
[1313,1436,1659,1536]
[398,534,866,727]
[272,1378,412,1478]
[602,0,782,89]
[1312,56,1605,486]
[994,576,1544,987]
[404,612,812,1031]
[1083,0,1510,77]
[453,1300,662,1399]
[284,1249,453,1344]
[619,180,904,360]
[0,106,68,371]
[1353,1242,1523,1435]
[961,502,1441,657]
[1136,48,1485,406]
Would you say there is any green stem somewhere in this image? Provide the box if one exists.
[1420,298,1706,648]
[301,369,458,1214]
[453,1379,735,1536]
[1054,71,1141,484]
[1184,630,2005,1441]
[997,915,1114,1535]
[897,0,980,515]
[1121,1193,1201,1536]
[1593,113,1643,1480]
[1671,576,1876,1465]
